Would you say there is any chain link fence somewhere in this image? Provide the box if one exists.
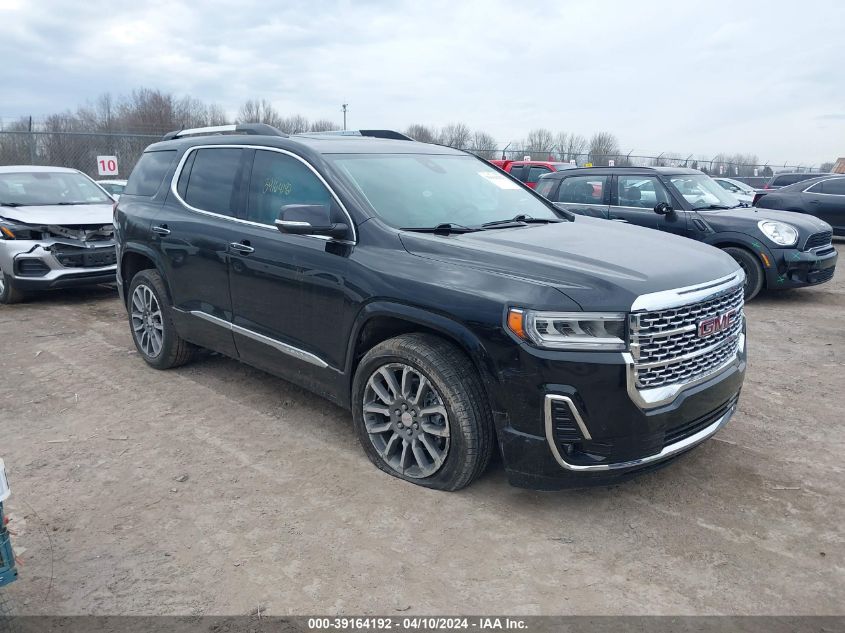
[0,131,159,180]
[0,130,827,187]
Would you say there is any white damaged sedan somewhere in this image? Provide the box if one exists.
[0,166,117,304]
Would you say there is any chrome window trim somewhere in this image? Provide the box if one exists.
[545,400,737,472]
[802,177,845,195]
[630,270,745,312]
[187,310,329,369]
[168,144,357,244]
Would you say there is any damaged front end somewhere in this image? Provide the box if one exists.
[0,217,117,291]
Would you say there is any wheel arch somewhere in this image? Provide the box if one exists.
[704,233,773,289]
[120,245,170,306]
[344,301,500,413]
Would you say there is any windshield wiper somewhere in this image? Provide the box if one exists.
[694,204,733,210]
[481,214,563,228]
[401,223,479,234]
[0,201,22,207]
[55,201,89,205]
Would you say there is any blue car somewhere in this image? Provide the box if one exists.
[0,460,16,588]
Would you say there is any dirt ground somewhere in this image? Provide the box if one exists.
[1,243,843,616]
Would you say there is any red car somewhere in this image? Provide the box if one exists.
[490,160,576,189]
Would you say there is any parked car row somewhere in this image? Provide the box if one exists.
[0,125,840,493]
[534,166,839,299]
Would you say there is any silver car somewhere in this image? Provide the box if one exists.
[0,166,117,304]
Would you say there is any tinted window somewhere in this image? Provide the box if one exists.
[535,178,557,199]
[773,174,813,187]
[557,176,607,204]
[125,150,176,196]
[822,178,845,195]
[509,165,526,181]
[182,148,243,216]
[247,150,332,225]
[527,166,551,182]
[618,175,670,208]
[176,151,197,198]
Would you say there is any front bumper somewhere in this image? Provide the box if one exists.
[766,244,838,289]
[0,239,117,291]
[492,329,746,490]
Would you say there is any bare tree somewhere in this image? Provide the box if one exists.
[278,114,310,134]
[237,99,283,128]
[588,132,620,166]
[820,161,835,172]
[560,133,587,163]
[524,128,555,158]
[206,103,230,126]
[309,119,339,132]
[470,131,498,159]
[405,124,439,144]
[439,123,472,149]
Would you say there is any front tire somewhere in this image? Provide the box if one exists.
[128,269,195,369]
[0,268,26,305]
[352,333,494,491]
[723,247,764,300]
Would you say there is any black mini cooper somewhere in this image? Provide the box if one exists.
[536,167,837,299]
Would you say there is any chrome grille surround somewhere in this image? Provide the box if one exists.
[625,271,746,410]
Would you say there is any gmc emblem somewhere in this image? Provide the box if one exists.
[698,310,737,337]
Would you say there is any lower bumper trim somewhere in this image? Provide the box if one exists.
[545,402,736,472]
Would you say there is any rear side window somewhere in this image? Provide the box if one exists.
[124,150,176,196]
[509,165,526,181]
[527,166,551,182]
[535,178,556,199]
[181,148,243,216]
[558,176,607,204]
[773,174,812,187]
[821,178,845,195]
[246,150,332,225]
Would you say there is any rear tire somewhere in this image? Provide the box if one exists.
[0,268,26,305]
[128,269,196,369]
[352,333,494,491]
[723,247,764,300]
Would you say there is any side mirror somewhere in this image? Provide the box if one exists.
[276,204,349,240]
[653,202,674,216]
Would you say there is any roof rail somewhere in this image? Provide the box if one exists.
[296,129,414,141]
[162,123,287,141]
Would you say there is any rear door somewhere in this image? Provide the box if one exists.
[552,174,609,218]
[154,146,245,356]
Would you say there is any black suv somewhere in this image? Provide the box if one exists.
[536,167,837,299]
[115,125,747,491]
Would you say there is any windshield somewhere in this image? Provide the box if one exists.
[0,171,112,206]
[668,174,741,210]
[328,154,559,228]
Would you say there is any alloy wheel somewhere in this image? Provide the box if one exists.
[363,363,450,478]
[130,284,164,358]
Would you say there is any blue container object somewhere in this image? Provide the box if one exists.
[0,459,17,588]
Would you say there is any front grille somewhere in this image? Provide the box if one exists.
[631,284,744,390]
[664,396,738,446]
[55,247,117,268]
[805,231,832,250]
[15,258,50,277]
[810,267,835,284]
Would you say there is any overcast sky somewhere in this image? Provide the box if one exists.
[1,0,843,165]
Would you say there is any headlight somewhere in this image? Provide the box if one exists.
[758,220,798,246]
[507,308,627,350]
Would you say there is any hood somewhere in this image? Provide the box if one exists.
[0,203,113,226]
[399,216,740,311]
[698,206,832,236]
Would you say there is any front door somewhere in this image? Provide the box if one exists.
[227,148,353,392]
[609,174,672,229]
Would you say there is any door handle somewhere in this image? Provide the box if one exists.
[229,241,255,254]
[152,225,171,236]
